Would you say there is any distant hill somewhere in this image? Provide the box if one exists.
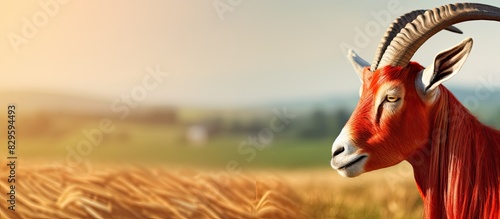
[0,90,111,115]
[0,86,498,116]
[447,86,500,109]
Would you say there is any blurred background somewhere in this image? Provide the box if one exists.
[1,0,500,218]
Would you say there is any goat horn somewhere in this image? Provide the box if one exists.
[370,10,463,71]
[376,3,500,70]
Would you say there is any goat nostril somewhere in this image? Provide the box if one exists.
[333,147,345,157]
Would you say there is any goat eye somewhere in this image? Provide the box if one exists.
[386,95,400,102]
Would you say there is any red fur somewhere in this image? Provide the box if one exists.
[348,62,500,218]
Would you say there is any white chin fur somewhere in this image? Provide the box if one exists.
[331,156,368,177]
[331,127,368,177]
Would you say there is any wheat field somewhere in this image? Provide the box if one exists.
[0,162,422,219]
[281,167,423,219]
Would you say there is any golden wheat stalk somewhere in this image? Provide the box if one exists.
[0,164,302,219]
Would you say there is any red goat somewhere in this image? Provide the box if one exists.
[331,3,500,218]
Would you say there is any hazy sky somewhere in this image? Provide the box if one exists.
[2,0,500,106]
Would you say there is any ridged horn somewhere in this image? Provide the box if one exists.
[377,3,500,69]
[370,10,463,71]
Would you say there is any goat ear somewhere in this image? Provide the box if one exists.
[421,38,473,93]
[347,49,370,83]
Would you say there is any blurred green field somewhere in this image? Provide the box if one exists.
[20,125,332,169]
